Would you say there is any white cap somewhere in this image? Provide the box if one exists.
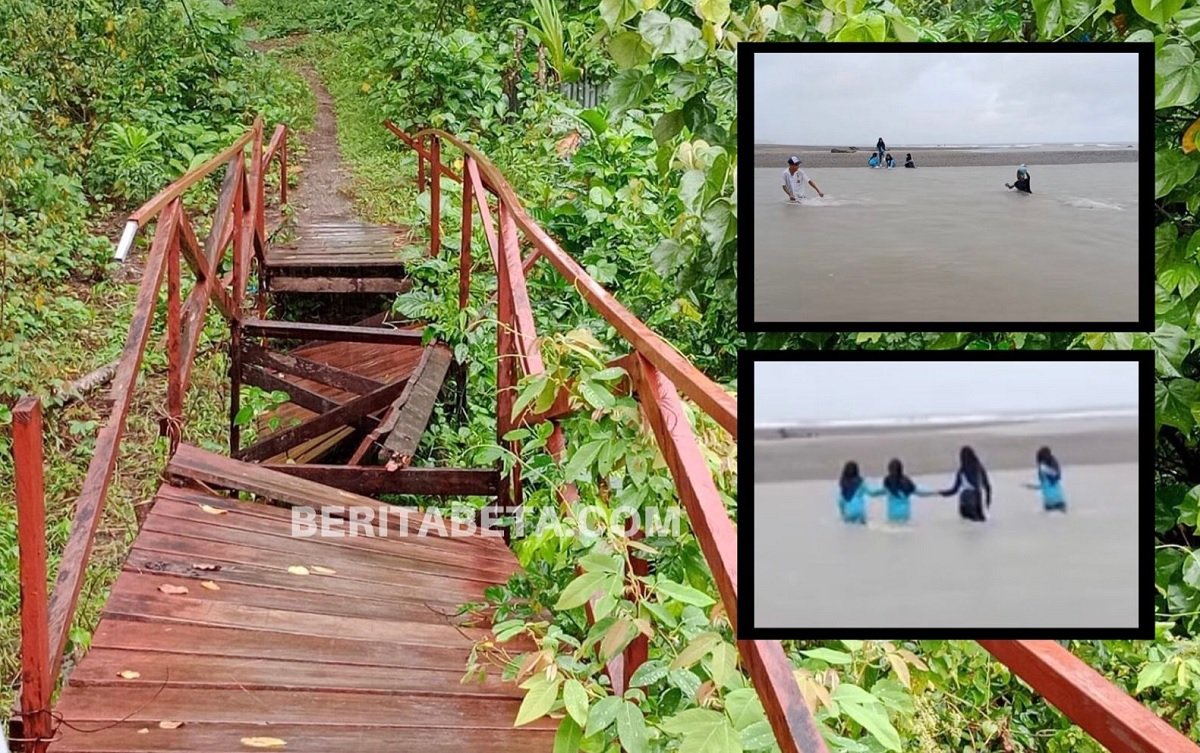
[787,155,801,165]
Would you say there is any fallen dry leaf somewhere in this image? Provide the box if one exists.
[158,720,184,729]
[286,565,310,576]
[117,670,141,679]
[158,584,189,595]
[200,581,220,591]
[241,737,287,748]
[199,504,228,515]
[137,728,149,734]
[385,458,400,472]
[1186,118,1200,154]
[310,565,336,575]
[192,563,220,571]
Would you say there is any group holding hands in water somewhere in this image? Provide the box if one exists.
[836,445,1066,525]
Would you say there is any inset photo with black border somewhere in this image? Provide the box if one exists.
[737,42,1153,332]
[739,349,1153,639]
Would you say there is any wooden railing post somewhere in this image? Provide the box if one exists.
[165,200,184,453]
[417,133,427,192]
[280,128,289,206]
[430,135,441,257]
[230,319,243,455]
[459,157,475,311]
[14,396,53,753]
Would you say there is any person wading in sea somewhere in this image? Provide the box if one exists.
[1006,164,1032,193]
[781,156,825,202]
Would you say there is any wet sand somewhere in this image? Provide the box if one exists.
[754,144,1139,168]
[751,417,1141,631]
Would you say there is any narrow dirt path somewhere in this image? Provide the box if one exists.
[290,66,356,220]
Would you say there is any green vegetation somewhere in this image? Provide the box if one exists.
[0,0,311,711]
[234,0,1200,751]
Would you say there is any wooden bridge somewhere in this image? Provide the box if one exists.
[6,119,1199,753]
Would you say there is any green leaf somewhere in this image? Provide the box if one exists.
[1156,45,1200,109]
[1156,378,1197,433]
[651,239,688,277]
[577,108,608,137]
[1184,549,1200,588]
[739,720,775,751]
[1159,257,1200,299]
[661,707,725,736]
[654,110,686,145]
[639,11,703,61]
[662,708,742,753]
[564,679,589,727]
[610,30,651,69]
[832,684,902,752]
[600,0,641,28]
[607,69,656,119]
[800,647,853,665]
[1156,149,1198,198]
[833,12,887,41]
[580,551,623,573]
[670,631,722,670]
[724,688,766,731]
[554,716,584,753]
[515,675,561,726]
[556,570,614,610]
[616,701,649,753]
[889,14,918,42]
[590,366,627,382]
[1133,0,1185,25]
[579,379,616,410]
[585,695,623,737]
[1031,0,1093,37]
[1136,661,1174,693]
[656,578,716,607]
[709,641,737,687]
[696,0,731,26]
[701,198,735,249]
[562,439,606,481]
[512,375,549,421]
[1140,323,1191,377]
[630,659,669,687]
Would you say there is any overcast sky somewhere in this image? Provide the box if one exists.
[754,52,1139,145]
[754,361,1139,425]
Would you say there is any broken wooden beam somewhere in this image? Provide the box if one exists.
[241,343,386,395]
[234,376,412,463]
[241,364,382,432]
[261,464,500,497]
[268,277,413,294]
[378,346,453,464]
[240,318,425,345]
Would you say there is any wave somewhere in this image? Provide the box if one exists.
[756,407,1138,433]
[1063,198,1123,211]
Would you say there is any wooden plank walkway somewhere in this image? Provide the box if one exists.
[48,446,548,752]
[264,220,412,293]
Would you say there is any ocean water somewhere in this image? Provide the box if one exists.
[752,162,1139,322]
[753,463,1140,630]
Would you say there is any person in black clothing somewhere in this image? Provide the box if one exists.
[885,153,896,168]
[1006,164,1032,193]
[876,137,886,164]
[940,445,992,522]
[904,153,916,168]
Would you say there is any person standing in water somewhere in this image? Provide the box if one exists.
[1006,164,1032,193]
[904,153,916,168]
[876,137,886,164]
[880,458,936,524]
[940,446,992,522]
[836,461,882,524]
[1024,446,1067,512]
[781,156,824,202]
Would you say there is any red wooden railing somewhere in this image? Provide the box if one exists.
[386,122,1200,753]
[8,118,288,750]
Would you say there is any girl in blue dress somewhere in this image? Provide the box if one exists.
[1024,446,1067,512]
[836,461,881,524]
[880,458,935,523]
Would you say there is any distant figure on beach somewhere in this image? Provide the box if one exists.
[940,446,992,522]
[904,153,916,168]
[881,458,936,523]
[782,155,824,202]
[837,461,881,524]
[1024,446,1067,512]
[868,154,880,168]
[876,137,886,164]
[885,153,896,169]
[1006,164,1032,193]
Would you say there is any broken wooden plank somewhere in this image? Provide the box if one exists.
[241,343,387,396]
[241,318,424,345]
[348,345,439,464]
[269,276,413,294]
[233,376,410,462]
[261,465,499,497]
[241,364,381,432]
[379,346,453,463]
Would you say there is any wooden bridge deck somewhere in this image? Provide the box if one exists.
[47,445,550,752]
[264,220,412,293]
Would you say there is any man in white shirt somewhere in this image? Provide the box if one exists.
[781,156,824,202]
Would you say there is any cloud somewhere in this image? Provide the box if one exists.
[753,52,1139,145]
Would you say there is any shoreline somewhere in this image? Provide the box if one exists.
[754,145,1139,168]
[753,416,1139,483]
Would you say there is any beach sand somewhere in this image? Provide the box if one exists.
[754,144,1139,168]
[751,416,1141,631]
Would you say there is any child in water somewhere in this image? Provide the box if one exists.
[868,154,880,168]
[885,153,896,169]
[879,458,935,523]
[940,446,992,522]
[1024,446,1067,512]
[836,461,882,524]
